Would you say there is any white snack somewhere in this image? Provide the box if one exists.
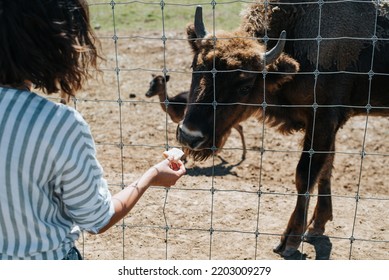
[163,148,185,162]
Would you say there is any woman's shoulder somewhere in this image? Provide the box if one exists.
[1,88,90,133]
[55,101,86,124]
[31,92,88,126]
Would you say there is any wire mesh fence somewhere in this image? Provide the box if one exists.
[68,0,388,260]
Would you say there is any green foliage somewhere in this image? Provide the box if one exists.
[87,0,245,33]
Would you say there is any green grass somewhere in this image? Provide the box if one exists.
[87,0,245,33]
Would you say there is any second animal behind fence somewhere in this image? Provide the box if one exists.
[145,74,247,161]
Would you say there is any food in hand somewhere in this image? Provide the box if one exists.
[163,148,184,171]
[163,148,185,161]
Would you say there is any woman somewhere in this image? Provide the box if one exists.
[0,0,186,259]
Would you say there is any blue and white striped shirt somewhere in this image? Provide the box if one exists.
[0,87,114,259]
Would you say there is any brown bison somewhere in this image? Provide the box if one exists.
[177,1,389,257]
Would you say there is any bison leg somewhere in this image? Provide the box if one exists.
[274,121,337,257]
[306,154,334,239]
[232,124,246,160]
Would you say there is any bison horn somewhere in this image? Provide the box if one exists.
[264,30,287,64]
[194,5,207,38]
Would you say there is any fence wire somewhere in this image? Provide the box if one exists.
[68,0,389,260]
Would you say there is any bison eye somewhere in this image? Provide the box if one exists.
[238,86,252,96]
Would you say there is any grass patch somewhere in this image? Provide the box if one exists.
[88,0,245,33]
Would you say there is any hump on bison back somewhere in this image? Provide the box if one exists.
[241,1,377,71]
[301,3,376,70]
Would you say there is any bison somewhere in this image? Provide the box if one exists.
[176,1,389,257]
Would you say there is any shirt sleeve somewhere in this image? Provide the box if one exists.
[57,109,115,233]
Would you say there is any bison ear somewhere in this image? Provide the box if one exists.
[187,24,200,52]
[265,53,300,93]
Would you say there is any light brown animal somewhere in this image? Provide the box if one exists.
[146,74,247,160]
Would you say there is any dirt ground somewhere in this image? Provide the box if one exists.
[69,30,388,260]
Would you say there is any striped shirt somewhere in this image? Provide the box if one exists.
[0,87,114,259]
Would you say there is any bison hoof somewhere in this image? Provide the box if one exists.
[273,243,298,257]
[273,242,284,254]
[281,247,298,257]
[304,229,324,244]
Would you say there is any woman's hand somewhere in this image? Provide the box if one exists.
[146,159,186,187]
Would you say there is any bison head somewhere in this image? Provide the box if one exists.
[177,6,300,160]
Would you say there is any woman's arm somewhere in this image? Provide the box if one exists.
[95,159,186,234]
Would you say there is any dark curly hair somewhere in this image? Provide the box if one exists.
[0,0,100,96]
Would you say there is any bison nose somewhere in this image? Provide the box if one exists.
[176,123,206,150]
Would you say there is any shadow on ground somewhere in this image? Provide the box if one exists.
[185,156,244,177]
